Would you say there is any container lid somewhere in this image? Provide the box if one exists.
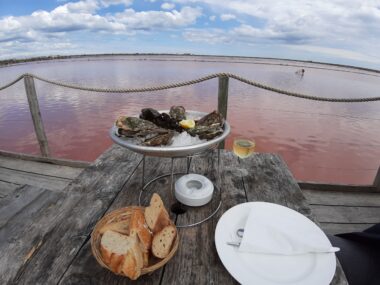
[175,174,214,206]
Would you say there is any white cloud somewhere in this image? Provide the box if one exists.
[161,2,175,10]
[183,28,231,44]
[113,7,202,29]
[0,1,202,47]
[287,45,380,64]
[209,15,216,21]
[100,0,133,7]
[220,13,235,21]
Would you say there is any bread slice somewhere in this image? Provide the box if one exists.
[100,230,144,279]
[120,233,144,280]
[130,209,152,252]
[152,225,177,258]
[144,193,170,233]
[99,221,129,236]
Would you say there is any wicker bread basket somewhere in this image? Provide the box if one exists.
[91,206,179,277]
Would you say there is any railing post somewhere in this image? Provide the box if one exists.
[218,75,229,149]
[374,166,380,192]
[24,75,50,157]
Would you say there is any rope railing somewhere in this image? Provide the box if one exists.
[0,72,380,103]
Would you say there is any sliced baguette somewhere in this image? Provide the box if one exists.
[99,221,129,235]
[144,193,170,233]
[152,225,177,258]
[120,233,144,280]
[100,230,144,278]
[130,209,152,252]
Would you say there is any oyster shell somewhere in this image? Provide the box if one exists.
[187,111,225,140]
[196,110,224,127]
[169,106,186,122]
[140,108,182,132]
[115,116,174,146]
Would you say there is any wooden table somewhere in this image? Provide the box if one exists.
[0,145,348,284]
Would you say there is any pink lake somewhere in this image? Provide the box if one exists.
[0,55,379,185]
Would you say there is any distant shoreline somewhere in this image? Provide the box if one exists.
[1,53,379,74]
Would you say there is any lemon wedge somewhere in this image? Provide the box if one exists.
[179,119,195,129]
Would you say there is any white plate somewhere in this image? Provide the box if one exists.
[215,202,336,285]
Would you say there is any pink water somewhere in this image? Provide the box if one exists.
[0,55,379,185]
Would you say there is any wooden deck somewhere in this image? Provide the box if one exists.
[0,155,85,198]
[1,153,378,236]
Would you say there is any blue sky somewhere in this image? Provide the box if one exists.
[1,0,380,69]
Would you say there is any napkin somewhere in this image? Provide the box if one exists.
[237,205,339,255]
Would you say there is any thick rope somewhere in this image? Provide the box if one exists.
[0,74,25,91]
[30,73,219,93]
[0,73,379,103]
[224,73,380,103]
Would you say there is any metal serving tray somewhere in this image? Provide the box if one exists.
[109,110,230,157]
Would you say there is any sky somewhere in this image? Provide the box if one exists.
[1,0,380,69]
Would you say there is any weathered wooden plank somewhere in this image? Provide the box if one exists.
[0,156,83,179]
[299,182,376,192]
[218,75,229,149]
[0,150,90,168]
[0,180,19,198]
[320,223,375,235]
[0,185,64,284]
[0,185,44,227]
[240,154,348,285]
[161,150,244,285]
[374,166,380,191]
[0,166,71,192]
[240,154,312,217]
[24,75,50,157]
[310,205,380,224]
[304,189,380,207]
[218,75,229,120]
[12,145,141,285]
[59,155,178,284]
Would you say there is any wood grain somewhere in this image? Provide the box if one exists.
[11,145,141,284]
[320,223,375,235]
[0,166,71,192]
[24,76,50,157]
[0,180,19,198]
[240,153,348,285]
[0,156,84,179]
[310,205,380,224]
[58,155,181,285]
[304,189,380,207]
[0,148,350,285]
[161,150,244,285]
[0,185,64,284]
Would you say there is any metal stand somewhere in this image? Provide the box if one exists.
[138,149,222,228]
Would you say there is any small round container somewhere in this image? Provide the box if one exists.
[175,174,214,207]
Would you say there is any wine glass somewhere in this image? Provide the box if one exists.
[233,138,256,158]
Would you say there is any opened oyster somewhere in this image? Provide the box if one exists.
[115,116,174,146]
[140,108,182,132]
[187,111,224,140]
[115,107,225,146]
[169,106,186,122]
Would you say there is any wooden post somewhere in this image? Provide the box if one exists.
[218,75,229,149]
[374,166,380,191]
[24,75,50,157]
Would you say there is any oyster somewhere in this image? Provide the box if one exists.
[116,116,158,136]
[115,116,174,146]
[140,108,161,122]
[187,111,225,140]
[140,108,182,132]
[196,110,224,127]
[169,106,186,122]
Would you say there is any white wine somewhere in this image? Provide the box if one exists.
[233,139,255,158]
